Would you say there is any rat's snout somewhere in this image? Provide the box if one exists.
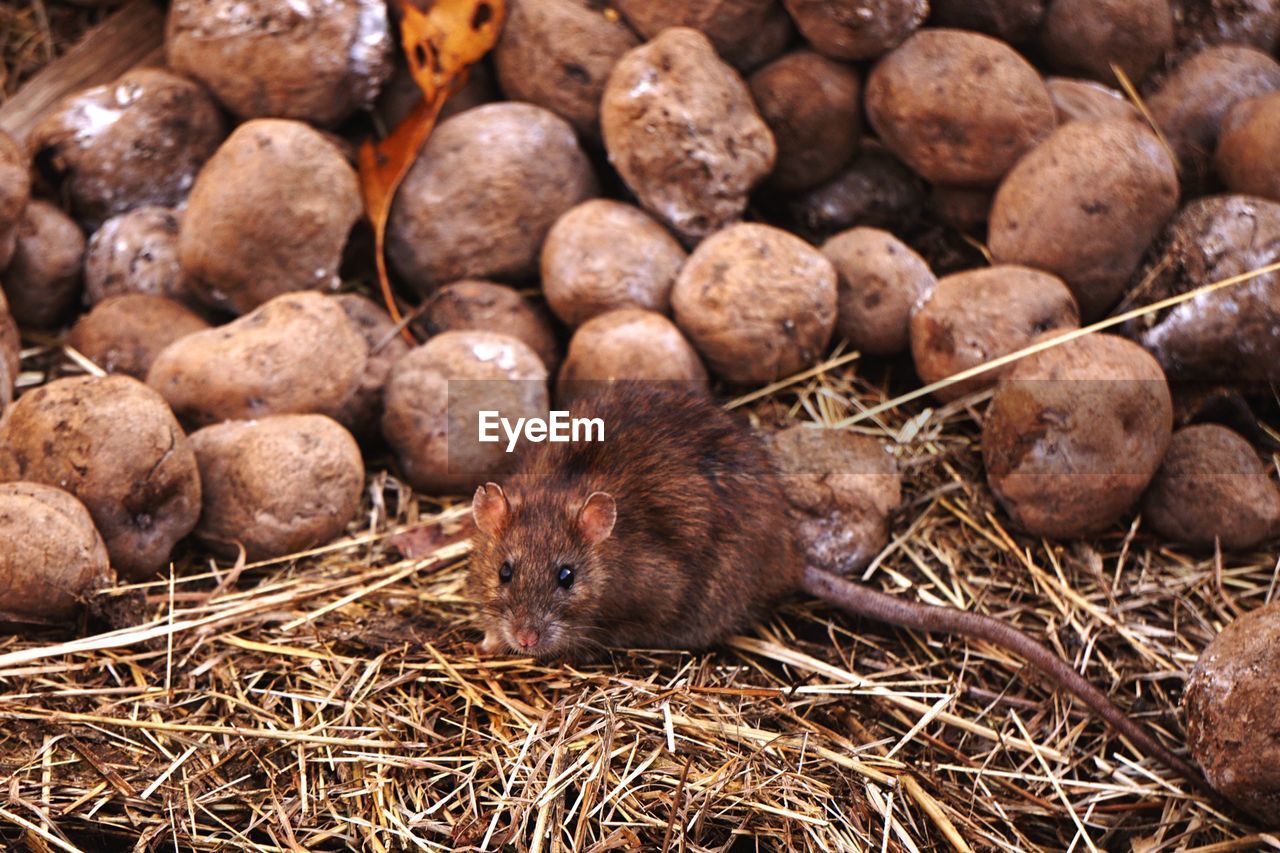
[512,626,541,651]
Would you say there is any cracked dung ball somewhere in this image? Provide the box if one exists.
[601,28,775,242]
[1185,600,1280,827]
[0,375,201,580]
[910,265,1079,401]
[982,333,1172,538]
[0,482,111,625]
[165,0,393,126]
[769,425,902,573]
[29,67,225,229]
[1128,194,1280,384]
[84,206,192,306]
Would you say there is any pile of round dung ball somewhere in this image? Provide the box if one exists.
[1,0,1279,671]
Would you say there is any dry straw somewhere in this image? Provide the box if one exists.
[3,24,1278,850]
[2,260,1278,850]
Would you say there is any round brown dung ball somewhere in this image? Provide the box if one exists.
[864,29,1055,187]
[494,0,639,140]
[1040,0,1173,84]
[672,223,836,384]
[179,119,363,314]
[783,0,928,61]
[601,28,776,242]
[1129,195,1280,383]
[982,333,1172,538]
[0,375,201,579]
[418,281,559,374]
[84,207,191,305]
[910,266,1079,401]
[748,50,862,192]
[2,200,85,329]
[0,130,30,270]
[331,293,413,439]
[0,482,111,624]
[1215,92,1280,201]
[989,117,1179,320]
[28,68,225,229]
[1046,77,1140,124]
[769,425,902,572]
[147,291,368,427]
[1148,45,1280,187]
[821,227,935,356]
[929,0,1046,43]
[387,103,597,295]
[1141,424,1280,550]
[68,294,211,380]
[541,200,686,327]
[557,309,708,388]
[382,331,549,493]
[165,0,393,127]
[189,415,364,560]
[1184,600,1280,826]
[612,0,794,71]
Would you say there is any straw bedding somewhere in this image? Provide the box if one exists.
[0,352,1273,851]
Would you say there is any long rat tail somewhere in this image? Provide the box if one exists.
[801,565,1211,795]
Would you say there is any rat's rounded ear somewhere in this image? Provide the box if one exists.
[577,491,616,546]
[472,482,510,536]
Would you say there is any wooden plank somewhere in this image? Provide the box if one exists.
[0,0,166,145]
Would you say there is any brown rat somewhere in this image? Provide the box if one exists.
[468,382,1208,792]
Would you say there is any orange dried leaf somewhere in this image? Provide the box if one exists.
[402,0,504,97]
[358,0,506,342]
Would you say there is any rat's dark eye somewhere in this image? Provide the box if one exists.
[557,565,574,589]
[498,561,513,583]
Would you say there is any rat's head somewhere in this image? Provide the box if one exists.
[467,481,617,658]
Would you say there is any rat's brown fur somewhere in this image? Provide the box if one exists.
[468,383,801,657]
[467,382,1209,793]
